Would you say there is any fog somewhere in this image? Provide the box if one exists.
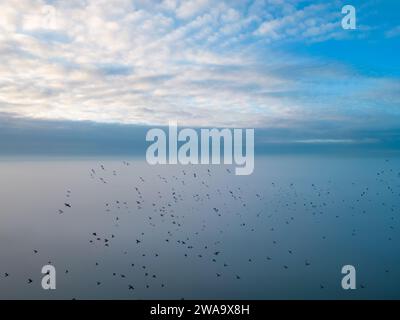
[0,155,399,299]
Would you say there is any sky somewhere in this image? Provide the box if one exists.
[0,0,399,154]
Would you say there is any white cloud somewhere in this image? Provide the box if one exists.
[175,0,210,19]
[254,3,344,42]
[0,0,397,128]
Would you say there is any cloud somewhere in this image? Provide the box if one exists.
[253,3,344,42]
[175,0,210,19]
[0,0,398,129]
[385,25,400,38]
[1,112,399,156]
[292,139,377,144]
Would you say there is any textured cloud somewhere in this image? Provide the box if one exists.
[254,3,342,42]
[0,0,398,128]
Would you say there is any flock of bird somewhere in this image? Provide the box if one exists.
[1,158,399,298]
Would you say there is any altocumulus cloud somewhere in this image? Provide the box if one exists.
[0,0,399,130]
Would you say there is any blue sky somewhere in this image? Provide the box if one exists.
[0,0,399,153]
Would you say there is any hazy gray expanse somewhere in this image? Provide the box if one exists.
[0,155,399,299]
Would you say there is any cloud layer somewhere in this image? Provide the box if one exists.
[0,0,399,128]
